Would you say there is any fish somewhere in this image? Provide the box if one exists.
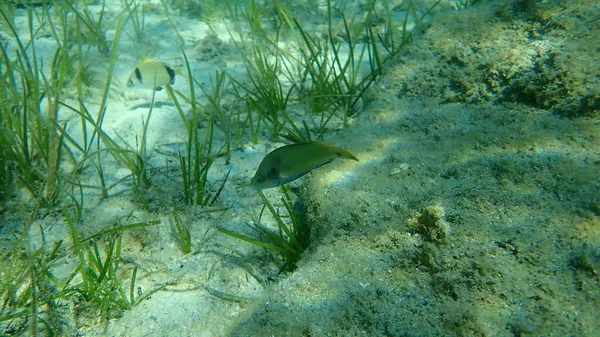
[249,141,359,190]
[126,60,175,91]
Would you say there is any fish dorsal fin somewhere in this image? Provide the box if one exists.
[314,141,359,162]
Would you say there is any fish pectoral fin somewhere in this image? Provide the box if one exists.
[314,158,334,170]
[282,160,333,184]
[279,171,308,185]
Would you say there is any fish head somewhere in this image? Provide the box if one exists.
[126,67,142,88]
[249,166,280,190]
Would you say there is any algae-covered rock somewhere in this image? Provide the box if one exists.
[408,204,451,244]
[393,0,600,117]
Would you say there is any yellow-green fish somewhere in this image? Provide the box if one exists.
[249,141,359,190]
[126,60,175,91]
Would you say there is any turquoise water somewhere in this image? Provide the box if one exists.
[1,0,598,336]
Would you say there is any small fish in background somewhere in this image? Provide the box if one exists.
[249,141,359,190]
[126,59,175,91]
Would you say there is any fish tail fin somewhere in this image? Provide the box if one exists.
[336,148,360,162]
[173,67,189,80]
